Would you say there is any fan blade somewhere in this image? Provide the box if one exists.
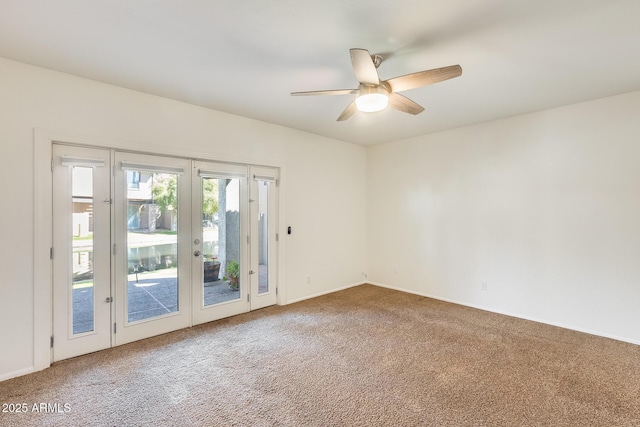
[388,93,425,115]
[385,65,462,93]
[291,89,358,96]
[350,48,380,86]
[337,101,358,121]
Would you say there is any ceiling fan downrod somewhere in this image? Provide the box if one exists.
[371,54,383,68]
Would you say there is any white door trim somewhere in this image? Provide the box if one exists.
[34,128,287,373]
[191,161,250,325]
[113,152,193,345]
[249,166,279,310]
[52,144,112,361]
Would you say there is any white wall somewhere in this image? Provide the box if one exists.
[4,52,638,382]
[0,57,366,380]
[367,90,640,344]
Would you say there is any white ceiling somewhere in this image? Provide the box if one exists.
[1,0,639,145]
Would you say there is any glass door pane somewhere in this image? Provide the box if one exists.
[192,161,249,325]
[115,152,191,346]
[72,166,96,333]
[52,145,112,362]
[202,177,242,306]
[125,170,179,322]
[257,180,270,294]
[249,166,278,310]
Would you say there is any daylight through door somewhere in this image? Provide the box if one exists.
[191,161,249,324]
[52,145,112,361]
[52,146,279,359]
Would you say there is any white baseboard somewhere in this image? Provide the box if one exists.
[368,281,640,346]
[0,366,35,382]
[286,281,366,305]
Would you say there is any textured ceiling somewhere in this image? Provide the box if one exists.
[1,0,639,145]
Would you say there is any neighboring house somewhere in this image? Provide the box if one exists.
[126,171,175,232]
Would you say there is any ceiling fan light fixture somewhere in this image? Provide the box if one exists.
[355,85,389,112]
[291,48,462,121]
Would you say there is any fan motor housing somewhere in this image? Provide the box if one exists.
[358,84,389,97]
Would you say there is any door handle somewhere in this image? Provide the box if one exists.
[194,250,201,257]
[105,297,113,303]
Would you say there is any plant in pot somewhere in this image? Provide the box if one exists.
[203,255,220,282]
[224,260,240,291]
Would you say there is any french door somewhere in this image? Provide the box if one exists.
[249,167,278,310]
[113,152,192,345]
[52,144,279,361]
[190,162,279,323]
[191,161,249,324]
[52,145,112,361]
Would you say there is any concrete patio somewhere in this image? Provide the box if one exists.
[72,266,268,334]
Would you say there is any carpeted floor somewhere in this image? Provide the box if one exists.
[1,284,639,426]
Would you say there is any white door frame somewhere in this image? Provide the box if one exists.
[51,144,113,361]
[34,129,286,373]
[191,161,250,325]
[113,152,193,346]
[249,166,279,310]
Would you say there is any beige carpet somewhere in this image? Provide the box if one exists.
[1,284,639,426]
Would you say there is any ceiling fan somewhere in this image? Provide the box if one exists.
[291,48,462,121]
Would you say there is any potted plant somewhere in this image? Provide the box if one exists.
[203,255,220,282]
[224,260,240,290]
